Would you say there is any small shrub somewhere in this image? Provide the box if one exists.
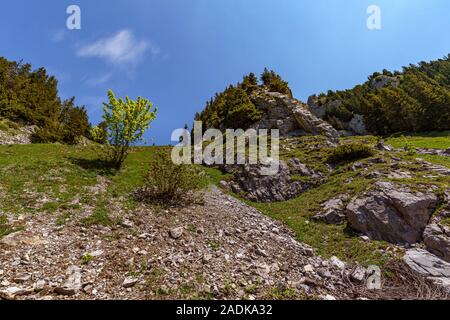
[81,254,94,265]
[136,150,202,204]
[327,143,375,164]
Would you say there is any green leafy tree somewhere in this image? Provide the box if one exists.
[92,90,157,169]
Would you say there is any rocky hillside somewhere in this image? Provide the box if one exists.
[1,139,449,300]
[193,77,450,294]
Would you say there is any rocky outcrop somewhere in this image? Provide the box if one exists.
[424,222,450,263]
[423,191,450,262]
[345,182,439,245]
[306,96,326,118]
[312,196,348,225]
[369,75,400,90]
[223,160,308,202]
[251,91,340,143]
[0,125,37,145]
[403,249,450,292]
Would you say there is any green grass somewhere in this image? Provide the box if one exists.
[0,144,224,230]
[385,131,450,150]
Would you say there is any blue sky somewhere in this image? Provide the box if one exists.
[1,0,449,144]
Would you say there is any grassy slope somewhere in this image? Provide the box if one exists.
[0,143,228,233]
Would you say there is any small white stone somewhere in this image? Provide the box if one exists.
[122,277,139,288]
[304,265,314,273]
[329,256,346,270]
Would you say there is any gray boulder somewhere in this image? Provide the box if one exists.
[312,197,347,225]
[228,160,307,202]
[403,249,450,292]
[345,182,438,245]
[424,222,450,263]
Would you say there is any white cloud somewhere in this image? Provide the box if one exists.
[76,30,157,65]
[85,73,113,86]
[51,29,68,43]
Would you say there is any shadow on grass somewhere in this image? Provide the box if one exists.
[67,157,118,176]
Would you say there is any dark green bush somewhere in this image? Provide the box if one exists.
[327,143,375,164]
[136,150,202,204]
[31,127,61,143]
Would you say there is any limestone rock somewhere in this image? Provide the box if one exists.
[169,227,184,239]
[369,75,400,90]
[312,197,347,225]
[374,141,393,152]
[424,222,450,263]
[251,91,340,143]
[122,277,139,288]
[329,256,346,270]
[0,125,37,145]
[345,182,438,245]
[306,96,326,118]
[403,249,450,291]
[0,286,34,300]
[227,160,307,202]
[54,265,82,296]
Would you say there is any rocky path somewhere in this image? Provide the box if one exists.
[0,187,366,300]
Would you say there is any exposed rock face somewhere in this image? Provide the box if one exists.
[306,96,326,118]
[312,196,347,225]
[287,158,320,178]
[403,249,450,292]
[345,182,438,245]
[251,91,340,143]
[424,222,450,263]
[424,192,450,262]
[0,125,37,145]
[369,75,400,90]
[224,160,308,202]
